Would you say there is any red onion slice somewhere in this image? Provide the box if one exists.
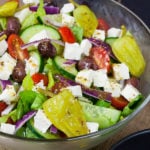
[21,38,65,50]
[15,111,36,132]
[0,80,12,90]
[50,125,58,134]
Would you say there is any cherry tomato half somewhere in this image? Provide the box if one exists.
[32,73,48,86]
[58,26,76,43]
[8,34,29,60]
[91,46,111,72]
[97,18,110,31]
[111,96,129,110]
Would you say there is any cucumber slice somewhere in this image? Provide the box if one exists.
[27,119,60,139]
[53,56,78,79]
[105,37,118,46]
[20,24,60,44]
[80,101,121,129]
[29,51,44,73]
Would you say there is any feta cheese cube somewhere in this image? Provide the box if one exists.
[112,63,130,81]
[34,109,52,133]
[62,14,75,27]
[92,29,105,41]
[0,53,17,80]
[80,39,92,56]
[86,122,99,133]
[104,79,122,97]
[107,27,122,38]
[66,85,82,97]
[25,56,39,75]
[60,3,75,14]
[93,69,108,87]
[64,42,83,60]
[23,0,39,5]
[0,40,8,56]
[14,7,32,23]
[75,69,93,87]
[0,85,17,104]
[29,30,50,45]
[0,123,15,135]
[32,80,46,92]
[121,84,140,101]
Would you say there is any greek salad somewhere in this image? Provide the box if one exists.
[0,0,146,139]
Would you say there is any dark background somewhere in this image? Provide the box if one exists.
[122,0,150,27]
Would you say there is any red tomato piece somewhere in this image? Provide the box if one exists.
[97,18,110,31]
[58,26,76,43]
[111,96,129,110]
[0,101,8,115]
[91,46,111,72]
[8,34,29,60]
[32,73,48,86]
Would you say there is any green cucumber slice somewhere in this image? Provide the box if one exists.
[53,56,78,79]
[80,101,121,129]
[20,24,60,44]
[29,50,44,73]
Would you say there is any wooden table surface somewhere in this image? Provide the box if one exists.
[91,102,150,150]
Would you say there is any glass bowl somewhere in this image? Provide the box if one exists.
[0,0,150,150]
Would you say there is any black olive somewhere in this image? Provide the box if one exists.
[6,17,21,35]
[38,41,56,58]
[12,60,26,83]
[77,56,99,71]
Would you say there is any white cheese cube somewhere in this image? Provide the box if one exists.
[25,56,39,75]
[0,85,17,104]
[60,3,75,14]
[64,42,83,60]
[107,27,122,38]
[75,69,93,87]
[112,63,130,81]
[104,79,122,97]
[14,7,32,23]
[92,29,105,41]
[0,40,8,56]
[34,109,52,133]
[1,104,15,116]
[93,69,108,87]
[121,84,140,101]
[0,53,17,80]
[0,123,15,135]
[23,0,39,5]
[32,80,46,92]
[62,14,75,27]
[66,85,82,97]
[80,39,92,56]
[86,122,99,133]
[29,30,50,45]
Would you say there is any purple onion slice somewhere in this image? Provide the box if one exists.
[15,111,36,132]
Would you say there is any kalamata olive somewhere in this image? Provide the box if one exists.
[6,17,21,35]
[125,77,141,90]
[77,56,99,71]
[12,60,26,83]
[38,41,56,58]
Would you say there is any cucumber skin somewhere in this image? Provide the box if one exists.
[80,101,121,129]
[20,24,60,44]
[53,56,78,80]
